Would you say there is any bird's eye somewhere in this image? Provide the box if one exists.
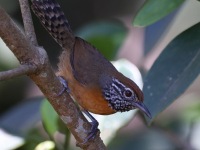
[124,89,133,98]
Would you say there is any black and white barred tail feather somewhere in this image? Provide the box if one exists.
[31,0,75,48]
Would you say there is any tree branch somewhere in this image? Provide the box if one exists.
[19,0,38,45]
[0,4,106,150]
[0,64,36,80]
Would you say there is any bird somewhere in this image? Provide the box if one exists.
[31,0,151,142]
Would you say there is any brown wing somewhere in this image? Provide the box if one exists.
[70,37,117,87]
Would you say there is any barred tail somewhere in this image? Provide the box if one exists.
[31,0,75,48]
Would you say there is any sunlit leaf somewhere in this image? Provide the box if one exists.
[143,23,200,123]
[76,21,127,60]
[133,0,185,27]
[35,141,55,150]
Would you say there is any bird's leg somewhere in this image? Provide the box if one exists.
[57,76,70,95]
[58,76,99,143]
[82,110,99,143]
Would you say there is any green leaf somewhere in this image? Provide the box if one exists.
[133,0,185,27]
[182,100,200,122]
[76,21,127,60]
[41,100,59,137]
[143,23,200,123]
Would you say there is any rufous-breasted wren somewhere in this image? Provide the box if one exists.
[31,0,151,141]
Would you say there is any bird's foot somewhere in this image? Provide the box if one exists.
[82,110,99,144]
[57,76,70,96]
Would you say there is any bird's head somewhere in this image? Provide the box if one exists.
[102,76,151,118]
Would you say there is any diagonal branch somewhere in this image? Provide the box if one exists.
[0,3,106,150]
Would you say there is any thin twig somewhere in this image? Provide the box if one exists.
[0,64,37,81]
[19,0,38,45]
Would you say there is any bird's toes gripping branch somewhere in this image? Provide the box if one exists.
[57,76,70,96]
[82,110,99,144]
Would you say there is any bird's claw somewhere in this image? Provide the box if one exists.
[57,76,70,96]
[83,120,99,144]
[82,111,99,144]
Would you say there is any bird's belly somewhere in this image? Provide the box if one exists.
[69,81,116,115]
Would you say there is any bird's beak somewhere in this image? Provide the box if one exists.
[133,101,152,118]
